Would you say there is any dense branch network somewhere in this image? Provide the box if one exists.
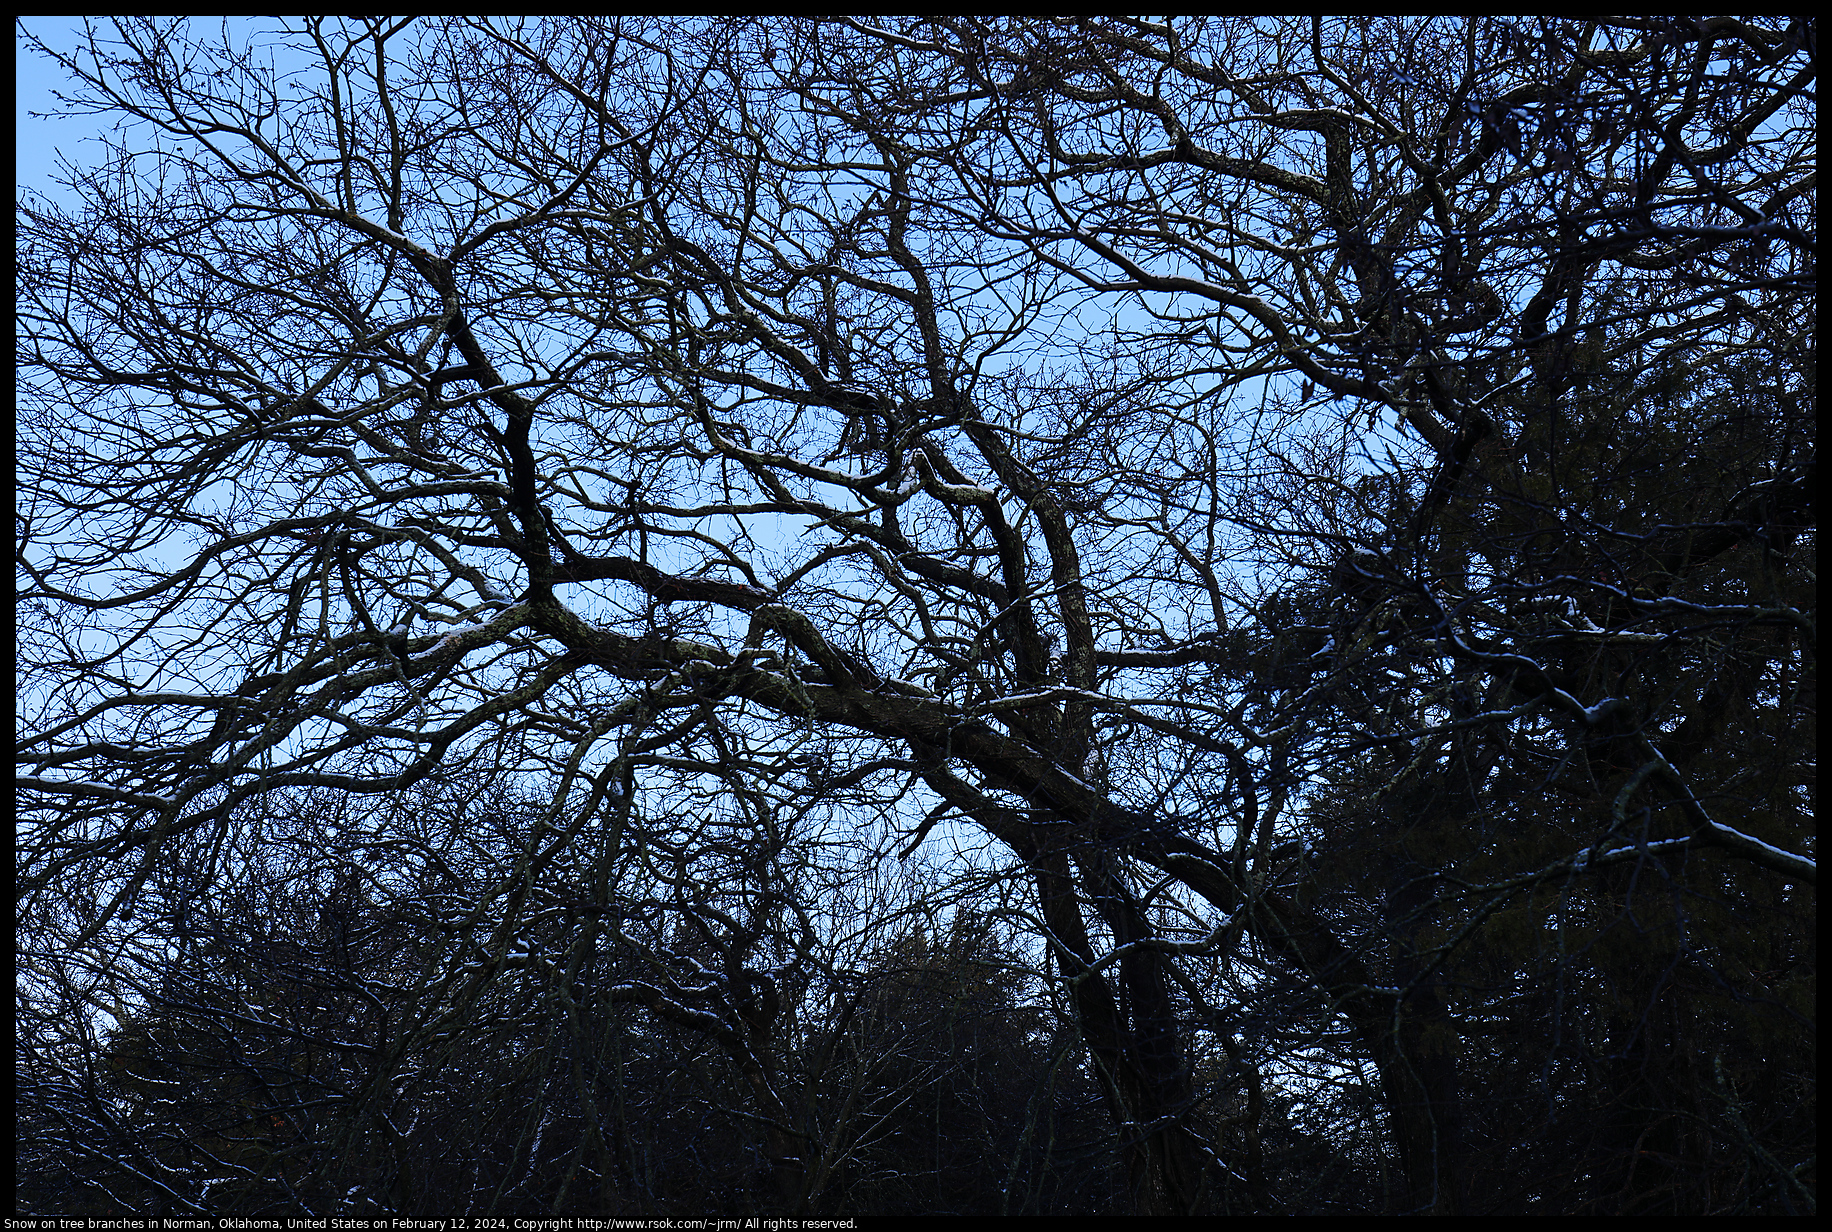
[17,15,1813,1217]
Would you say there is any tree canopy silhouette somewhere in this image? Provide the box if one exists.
[18,16,1814,1216]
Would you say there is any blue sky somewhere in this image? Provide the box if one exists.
[16,20,97,205]
[18,19,295,205]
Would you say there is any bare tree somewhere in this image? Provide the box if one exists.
[19,17,1814,1215]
